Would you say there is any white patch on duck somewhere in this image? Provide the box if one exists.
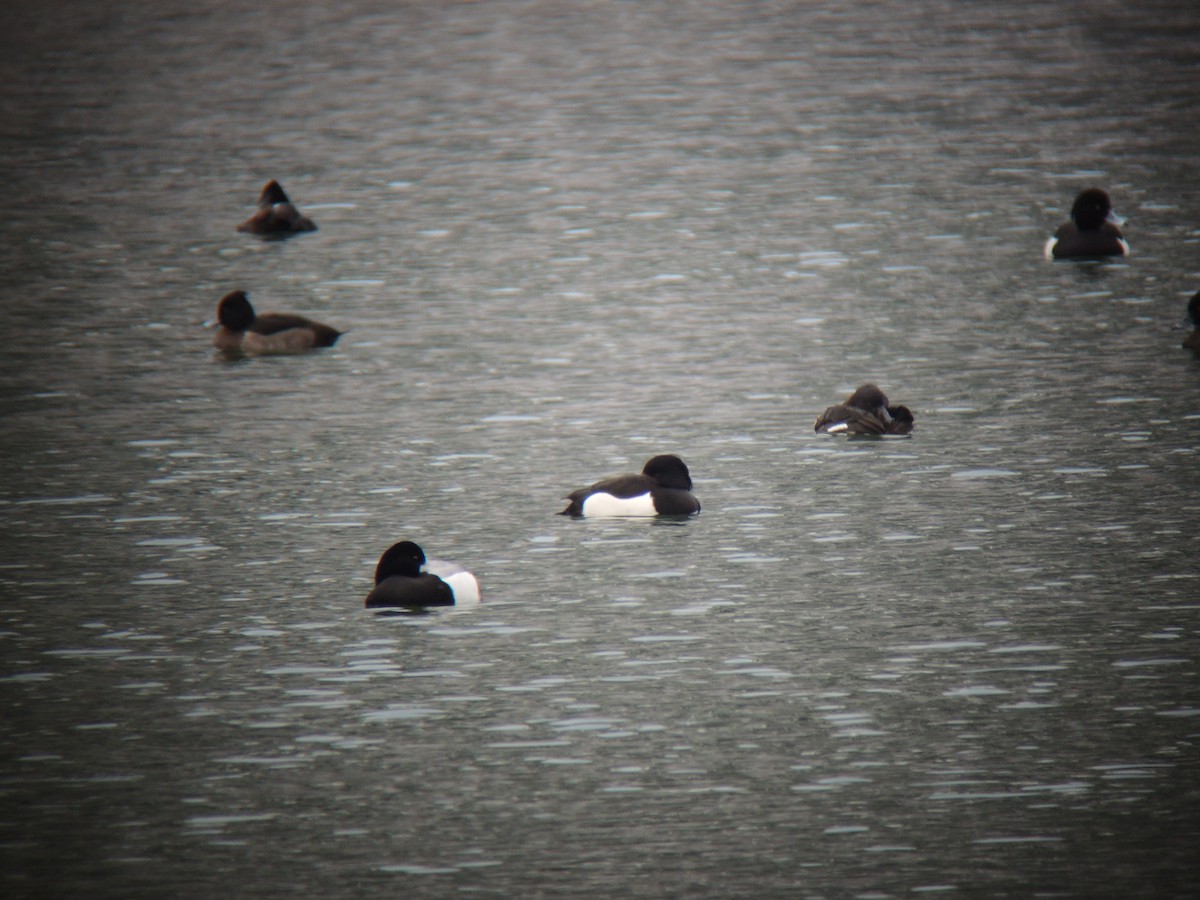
[580,491,658,518]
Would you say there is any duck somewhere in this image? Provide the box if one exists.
[815,384,914,436]
[365,541,481,608]
[1180,291,1200,352]
[237,179,317,236]
[560,454,701,517]
[211,290,341,354]
[1045,188,1129,259]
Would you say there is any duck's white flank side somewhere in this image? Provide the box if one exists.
[581,491,658,518]
[423,560,481,605]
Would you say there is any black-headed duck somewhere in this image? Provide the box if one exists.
[211,290,341,354]
[237,180,317,236]
[365,541,481,608]
[815,384,914,436]
[1180,292,1200,352]
[560,454,701,517]
[1045,188,1129,259]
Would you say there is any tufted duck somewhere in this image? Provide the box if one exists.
[365,541,481,608]
[237,180,317,236]
[1180,292,1200,352]
[560,454,701,517]
[815,384,914,436]
[1045,188,1129,259]
[211,290,341,354]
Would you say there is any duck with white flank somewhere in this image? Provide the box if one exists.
[365,541,480,608]
[815,384,914,436]
[560,454,701,517]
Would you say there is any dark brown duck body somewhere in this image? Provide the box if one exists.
[1181,292,1200,352]
[1047,188,1128,259]
[815,384,914,436]
[237,180,317,236]
[212,290,341,354]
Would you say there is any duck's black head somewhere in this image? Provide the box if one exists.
[259,180,290,206]
[642,454,693,491]
[1070,188,1115,231]
[374,541,426,583]
[216,290,256,331]
[846,383,889,412]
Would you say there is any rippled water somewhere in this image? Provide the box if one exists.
[3,1,1200,896]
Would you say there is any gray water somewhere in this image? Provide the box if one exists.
[2,1,1199,896]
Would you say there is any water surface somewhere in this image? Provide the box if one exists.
[2,1,1199,896]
